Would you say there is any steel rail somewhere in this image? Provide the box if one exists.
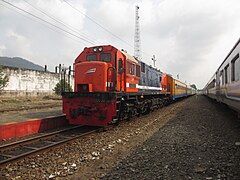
[0,126,100,165]
[0,125,82,149]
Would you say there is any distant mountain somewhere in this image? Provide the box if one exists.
[0,56,45,71]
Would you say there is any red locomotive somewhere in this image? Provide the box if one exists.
[62,45,195,126]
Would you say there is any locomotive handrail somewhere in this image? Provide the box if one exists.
[107,66,117,91]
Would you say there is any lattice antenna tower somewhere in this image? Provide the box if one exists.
[134,5,141,60]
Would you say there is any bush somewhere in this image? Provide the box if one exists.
[53,79,73,95]
[0,66,9,91]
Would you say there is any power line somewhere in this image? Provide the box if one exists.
[0,1,88,46]
[62,0,134,48]
[63,0,155,61]
[1,0,94,45]
[2,0,155,63]
[22,0,98,45]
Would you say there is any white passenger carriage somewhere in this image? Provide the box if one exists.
[204,38,240,113]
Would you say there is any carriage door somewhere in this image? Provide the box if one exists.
[117,58,125,91]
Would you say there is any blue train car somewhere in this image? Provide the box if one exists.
[138,61,162,93]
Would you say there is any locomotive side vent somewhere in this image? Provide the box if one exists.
[77,84,93,92]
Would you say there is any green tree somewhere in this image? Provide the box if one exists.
[0,66,9,91]
[190,84,197,90]
[53,79,73,95]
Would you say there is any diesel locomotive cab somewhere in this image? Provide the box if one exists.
[62,45,124,126]
[74,46,118,93]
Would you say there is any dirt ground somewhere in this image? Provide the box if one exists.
[0,95,62,124]
[0,95,239,179]
[103,95,240,179]
[0,95,61,112]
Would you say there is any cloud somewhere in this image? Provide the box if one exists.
[4,29,33,57]
[85,0,135,49]
[0,0,87,69]
[138,0,240,88]
[0,45,6,56]
[0,0,240,88]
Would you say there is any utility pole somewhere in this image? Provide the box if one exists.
[152,55,156,67]
[134,5,141,60]
[177,74,179,79]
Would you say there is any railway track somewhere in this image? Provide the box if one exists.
[0,125,100,165]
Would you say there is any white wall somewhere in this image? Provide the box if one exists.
[2,66,73,96]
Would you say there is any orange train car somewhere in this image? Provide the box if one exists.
[161,74,196,100]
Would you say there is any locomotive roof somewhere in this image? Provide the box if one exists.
[120,50,163,74]
[121,50,139,64]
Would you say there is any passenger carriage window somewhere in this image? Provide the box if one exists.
[224,64,229,84]
[236,56,240,81]
[220,70,224,85]
[87,54,97,61]
[100,53,111,62]
[131,64,135,75]
[231,60,236,82]
[136,65,140,77]
[126,62,131,74]
[126,61,135,75]
[118,59,123,73]
[231,54,239,82]
[141,62,145,73]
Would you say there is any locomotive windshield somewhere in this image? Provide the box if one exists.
[86,53,111,62]
[87,54,97,61]
[100,53,111,62]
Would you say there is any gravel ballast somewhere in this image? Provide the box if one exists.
[103,95,240,179]
[1,95,239,179]
[0,95,187,179]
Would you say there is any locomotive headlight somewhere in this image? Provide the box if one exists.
[93,47,98,52]
[98,47,103,51]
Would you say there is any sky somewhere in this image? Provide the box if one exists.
[0,0,240,89]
